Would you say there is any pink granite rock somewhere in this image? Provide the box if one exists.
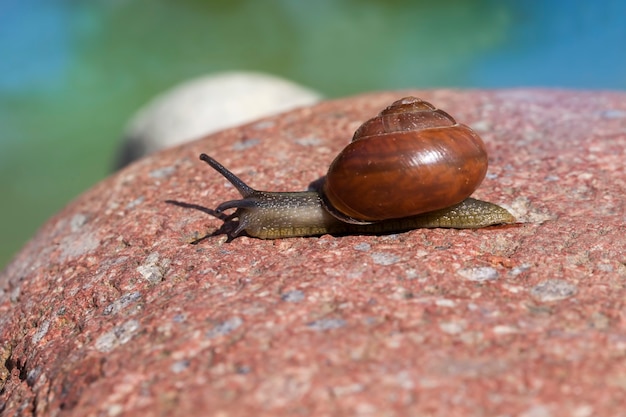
[1,90,625,416]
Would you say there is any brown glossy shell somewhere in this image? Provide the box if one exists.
[322,97,488,223]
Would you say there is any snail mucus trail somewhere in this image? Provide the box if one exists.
[197,97,515,239]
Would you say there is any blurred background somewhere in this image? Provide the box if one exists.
[1,0,625,269]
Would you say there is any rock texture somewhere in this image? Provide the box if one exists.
[1,90,625,416]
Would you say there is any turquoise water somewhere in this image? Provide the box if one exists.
[1,0,625,268]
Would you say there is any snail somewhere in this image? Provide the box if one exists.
[196,97,515,239]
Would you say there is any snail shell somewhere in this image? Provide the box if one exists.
[322,97,488,223]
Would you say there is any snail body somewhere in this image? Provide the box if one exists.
[199,97,515,239]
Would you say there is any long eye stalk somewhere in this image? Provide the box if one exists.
[199,154,256,198]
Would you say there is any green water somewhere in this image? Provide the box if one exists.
[1,0,624,269]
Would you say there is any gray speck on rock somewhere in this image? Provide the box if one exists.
[294,136,322,146]
[232,138,260,151]
[439,320,465,334]
[103,291,142,315]
[251,120,275,130]
[60,230,100,263]
[206,317,243,339]
[32,319,51,344]
[10,286,21,303]
[149,165,176,179]
[281,290,305,302]
[353,242,371,252]
[530,279,577,302]
[137,252,169,284]
[509,263,532,277]
[519,404,552,417]
[435,298,457,308]
[236,364,251,374]
[307,318,346,331]
[486,172,499,180]
[126,196,145,209]
[457,266,499,282]
[26,367,42,386]
[599,109,626,119]
[70,213,89,232]
[371,252,400,266]
[95,319,141,352]
[470,119,491,132]
[171,359,190,373]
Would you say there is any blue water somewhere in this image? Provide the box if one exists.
[1,1,67,92]
[473,2,626,88]
[0,0,625,268]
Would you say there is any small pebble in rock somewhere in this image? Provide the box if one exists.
[31,319,50,344]
[509,264,532,277]
[125,196,145,209]
[530,279,577,302]
[435,299,456,308]
[439,321,465,334]
[206,317,243,339]
[137,253,168,284]
[294,136,322,146]
[457,266,499,282]
[519,404,552,417]
[599,109,626,119]
[70,213,88,231]
[95,320,141,352]
[172,313,186,323]
[103,291,142,315]
[493,325,518,335]
[232,138,260,151]
[171,359,190,373]
[353,242,371,252]
[236,365,251,374]
[371,252,400,266]
[149,166,176,179]
[60,231,100,263]
[486,172,498,180]
[281,290,305,303]
[307,318,346,331]
[26,367,41,386]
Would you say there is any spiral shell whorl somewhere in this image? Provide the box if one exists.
[352,97,457,139]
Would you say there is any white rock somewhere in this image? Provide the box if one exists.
[116,71,322,168]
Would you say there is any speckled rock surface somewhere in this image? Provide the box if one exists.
[1,90,625,416]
